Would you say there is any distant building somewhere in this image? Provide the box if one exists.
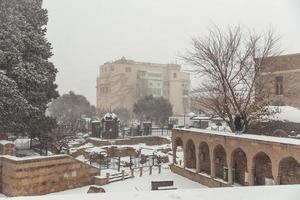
[258,53,300,108]
[96,57,190,115]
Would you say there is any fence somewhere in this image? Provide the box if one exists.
[90,154,164,171]
[121,127,171,138]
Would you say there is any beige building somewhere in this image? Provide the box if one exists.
[96,57,190,115]
[258,53,300,108]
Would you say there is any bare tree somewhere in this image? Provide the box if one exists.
[183,25,281,132]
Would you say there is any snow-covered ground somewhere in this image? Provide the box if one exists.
[44,168,205,196]
[4,185,300,200]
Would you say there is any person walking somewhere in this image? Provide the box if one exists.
[234,113,242,134]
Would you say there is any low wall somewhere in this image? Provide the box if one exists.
[0,155,98,197]
[87,136,170,147]
[170,165,228,188]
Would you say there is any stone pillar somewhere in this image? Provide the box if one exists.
[247,158,254,186]
[272,160,280,185]
[183,143,187,168]
[195,145,200,173]
[227,158,233,186]
[210,147,215,177]
[210,157,215,177]
[172,145,177,164]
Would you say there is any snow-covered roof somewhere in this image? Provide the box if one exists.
[266,106,300,123]
[5,185,300,200]
[103,112,118,121]
[0,140,14,146]
[175,128,300,146]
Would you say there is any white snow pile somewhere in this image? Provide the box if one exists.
[14,139,31,150]
[266,106,300,123]
[103,112,118,120]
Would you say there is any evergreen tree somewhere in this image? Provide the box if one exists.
[0,0,58,137]
[133,95,173,126]
[47,91,95,132]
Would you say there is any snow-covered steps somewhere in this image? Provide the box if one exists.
[108,172,132,183]
[94,172,133,186]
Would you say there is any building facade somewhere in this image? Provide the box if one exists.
[96,57,190,115]
[258,53,300,108]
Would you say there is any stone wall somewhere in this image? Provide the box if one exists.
[87,136,170,147]
[170,165,228,187]
[258,53,300,108]
[0,155,98,197]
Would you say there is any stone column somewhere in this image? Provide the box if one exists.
[172,144,177,164]
[210,157,215,177]
[227,158,233,186]
[210,147,215,177]
[247,158,254,186]
[272,160,280,185]
[196,145,200,173]
[183,143,187,168]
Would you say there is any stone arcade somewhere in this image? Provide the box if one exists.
[171,128,300,187]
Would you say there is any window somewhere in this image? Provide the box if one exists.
[275,76,283,95]
[111,66,114,71]
[173,73,177,78]
[125,67,131,72]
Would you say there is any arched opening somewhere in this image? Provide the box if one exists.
[253,152,273,185]
[278,157,300,185]
[199,142,210,174]
[213,144,227,179]
[231,148,247,185]
[185,139,196,169]
[174,138,183,165]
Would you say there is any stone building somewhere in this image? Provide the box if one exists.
[96,57,190,115]
[171,128,300,187]
[257,53,300,108]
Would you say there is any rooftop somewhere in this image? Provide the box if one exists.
[174,128,300,146]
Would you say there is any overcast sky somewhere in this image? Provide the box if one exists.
[42,0,300,105]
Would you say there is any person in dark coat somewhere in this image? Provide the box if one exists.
[234,113,242,134]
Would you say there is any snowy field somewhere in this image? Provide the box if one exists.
[3,185,300,200]
[45,168,205,196]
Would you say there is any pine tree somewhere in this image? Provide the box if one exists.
[0,0,58,138]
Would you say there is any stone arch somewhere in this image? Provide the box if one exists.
[198,142,211,174]
[213,144,227,179]
[174,137,183,165]
[231,148,248,185]
[252,152,273,185]
[185,139,196,169]
[278,156,300,185]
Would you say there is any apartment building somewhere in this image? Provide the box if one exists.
[96,57,190,115]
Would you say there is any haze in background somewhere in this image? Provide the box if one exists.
[43,0,300,105]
